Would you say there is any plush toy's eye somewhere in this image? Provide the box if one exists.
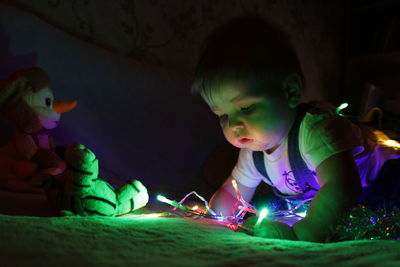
[45,97,52,107]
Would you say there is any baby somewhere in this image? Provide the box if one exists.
[191,16,400,242]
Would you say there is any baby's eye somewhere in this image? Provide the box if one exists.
[240,104,255,113]
[45,97,52,107]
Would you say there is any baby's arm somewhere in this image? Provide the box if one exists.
[293,150,362,242]
[209,175,256,216]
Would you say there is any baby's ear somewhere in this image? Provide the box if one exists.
[282,73,302,108]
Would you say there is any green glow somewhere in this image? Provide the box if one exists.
[156,195,173,205]
[156,195,183,210]
[256,208,269,226]
[336,102,348,112]
[156,195,198,214]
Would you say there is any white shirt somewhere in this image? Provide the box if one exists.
[232,109,399,195]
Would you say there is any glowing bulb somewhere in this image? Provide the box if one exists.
[216,216,224,221]
[156,195,173,205]
[297,212,307,218]
[384,139,400,149]
[156,194,188,211]
[192,205,199,210]
[256,208,269,226]
[231,179,238,191]
[336,102,349,116]
[156,195,166,202]
[338,103,348,110]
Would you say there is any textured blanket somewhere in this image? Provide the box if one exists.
[1,191,399,267]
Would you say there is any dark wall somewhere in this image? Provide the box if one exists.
[0,1,346,197]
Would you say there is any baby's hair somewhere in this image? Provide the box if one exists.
[192,15,302,101]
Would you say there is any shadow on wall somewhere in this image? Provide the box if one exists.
[0,4,226,197]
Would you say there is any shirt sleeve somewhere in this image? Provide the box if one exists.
[231,148,263,188]
[299,111,363,169]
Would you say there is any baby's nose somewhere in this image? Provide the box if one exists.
[228,117,244,131]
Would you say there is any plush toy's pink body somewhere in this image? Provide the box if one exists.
[0,67,76,193]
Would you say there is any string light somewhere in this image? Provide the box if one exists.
[296,212,307,218]
[132,194,399,240]
[255,208,269,227]
[156,194,195,214]
[383,139,400,150]
[175,191,216,216]
[336,102,348,116]
[373,129,400,150]
[231,180,257,219]
[337,102,348,110]
[155,181,312,231]
[156,193,217,218]
[156,195,173,205]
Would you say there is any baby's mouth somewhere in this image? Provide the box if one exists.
[238,137,254,145]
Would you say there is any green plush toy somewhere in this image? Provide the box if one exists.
[37,143,149,216]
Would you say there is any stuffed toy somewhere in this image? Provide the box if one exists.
[0,67,149,216]
[38,143,149,216]
[0,67,76,193]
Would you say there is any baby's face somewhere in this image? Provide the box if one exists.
[203,81,296,152]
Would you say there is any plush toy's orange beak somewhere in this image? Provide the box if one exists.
[53,100,78,113]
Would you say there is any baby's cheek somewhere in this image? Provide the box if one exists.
[247,113,271,129]
[253,115,286,134]
[246,120,270,136]
[222,127,237,146]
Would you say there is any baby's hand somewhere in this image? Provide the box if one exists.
[240,216,298,240]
